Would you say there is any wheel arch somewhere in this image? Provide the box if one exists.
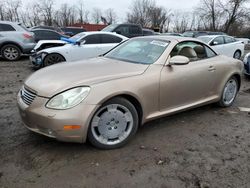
[0,42,23,54]
[43,52,66,66]
[98,93,144,126]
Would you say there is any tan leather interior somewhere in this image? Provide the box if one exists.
[194,46,206,58]
[178,47,198,61]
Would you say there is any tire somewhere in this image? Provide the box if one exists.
[233,50,241,59]
[1,44,21,61]
[43,53,65,67]
[218,76,239,107]
[88,97,139,149]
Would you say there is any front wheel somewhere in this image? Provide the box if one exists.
[233,50,241,59]
[43,53,65,67]
[218,77,238,107]
[88,97,139,149]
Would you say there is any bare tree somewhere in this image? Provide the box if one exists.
[91,8,102,24]
[220,0,248,33]
[127,0,156,27]
[105,8,117,24]
[36,0,54,26]
[77,0,84,23]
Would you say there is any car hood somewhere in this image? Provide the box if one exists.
[25,57,149,97]
[34,40,67,51]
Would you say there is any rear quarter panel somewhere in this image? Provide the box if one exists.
[213,55,243,96]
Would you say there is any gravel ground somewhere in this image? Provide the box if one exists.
[0,58,250,188]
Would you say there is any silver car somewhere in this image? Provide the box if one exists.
[0,21,35,61]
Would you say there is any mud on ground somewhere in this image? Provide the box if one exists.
[0,58,250,188]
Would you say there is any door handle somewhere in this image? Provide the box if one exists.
[208,66,216,71]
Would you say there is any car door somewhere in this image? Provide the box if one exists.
[69,34,102,61]
[99,34,123,55]
[223,36,237,57]
[210,36,225,55]
[159,42,218,112]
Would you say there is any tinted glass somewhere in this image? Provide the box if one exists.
[44,30,60,38]
[224,36,236,44]
[115,26,129,35]
[0,24,15,31]
[84,34,101,44]
[130,26,141,34]
[212,36,224,45]
[101,34,122,43]
[105,38,169,64]
[170,41,216,61]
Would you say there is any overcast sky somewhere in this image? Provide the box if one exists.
[22,0,250,22]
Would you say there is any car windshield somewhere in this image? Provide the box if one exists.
[198,36,214,44]
[70,32,86,41]
[105,38,169,64]
[102,24,118,32]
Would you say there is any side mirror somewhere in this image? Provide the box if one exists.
[169,55,190,65]
[116,31,121,34]
[75,41,81,46]
[211,41,219,46]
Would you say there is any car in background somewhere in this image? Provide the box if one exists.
[161,33,183,37]
[102,23,143,38]
[183,31,227,38]
[243,53,250,76]
[0,21,35,61]
[237,38,250,45]
[142,28,155,36]
[198,35,244,59]
[31,29,69,42]
[18,36,243,149]
[31,25,65,35]
[30,31,128,68]
[60,27,86,37]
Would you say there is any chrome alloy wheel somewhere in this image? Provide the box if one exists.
[222,78,237,106]
[3,47,19,60]
[91,104,134,145]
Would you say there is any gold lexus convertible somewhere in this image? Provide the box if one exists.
[17,36,243,149]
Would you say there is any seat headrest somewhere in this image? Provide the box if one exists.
[194,46,205,54]
[178,47,197,58]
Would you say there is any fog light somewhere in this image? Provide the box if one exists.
[64,125,81,130]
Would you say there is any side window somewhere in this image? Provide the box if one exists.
[115,26,129,36]
[205,46,217,58]
[45,31,59,38]
[224,36,235,44]
[170,42,216,61]
[101,34,122,43]
[130,26,141,34]
[0,24,16,31]
[211,36,224,45]
[84,34,101,44]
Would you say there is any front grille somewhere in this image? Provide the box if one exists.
[20,87,37,106]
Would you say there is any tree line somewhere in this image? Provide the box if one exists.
[0,0,249,36]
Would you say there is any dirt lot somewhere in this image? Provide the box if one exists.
[0,58,250,188]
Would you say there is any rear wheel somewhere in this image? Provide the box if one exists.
[88,97,139,149]
[218,77,238,107]
[233,50,241,59]
[43,53,65,67]
[1,44,21,61]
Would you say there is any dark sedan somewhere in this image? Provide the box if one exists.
[31,29,69,42]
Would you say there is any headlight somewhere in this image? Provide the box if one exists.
[243,54,250,65]
[46,87,90,110]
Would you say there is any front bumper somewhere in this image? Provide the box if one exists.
[29,51,47,68]
[17,90,99,143]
